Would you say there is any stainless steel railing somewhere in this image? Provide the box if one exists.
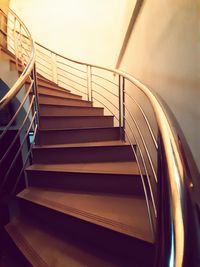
[35,41,158,233]
[0,7,199,266]
[35,42,200,267]
[0,8,38,194]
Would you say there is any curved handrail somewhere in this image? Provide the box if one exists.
[35,41,198,267]
[0,8,35,110]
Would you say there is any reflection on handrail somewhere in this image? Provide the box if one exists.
[0,8,38,196]
[0,8,35,111]
[34,40,196,267]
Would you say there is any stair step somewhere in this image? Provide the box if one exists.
[32,141,134,164]
[37,78,71,93]
[5,215,151,267]
[38,86,82,100]
[26,161,143,195]
[39,104,104,117]
[17,187,153,243]
[6,218,116,267]
[38,127,121,145]
[39,94,92,107]
[39,115,114,130]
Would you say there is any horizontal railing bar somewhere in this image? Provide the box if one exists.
[57,74,87,88]
[57,66,87,81]
[93,90,119,110]
[36,54,52,65]
[56,60,87,74]
[92,97,119,121]
[36,67,52,78]
[0,96,35,165]
[0,8,35,111]
[0,111,36,189]
[36,60,53,72]
[11,124,38,195]
[58,81,88,96]
[36,49,51,59]
[0,80,33,140]
[92,73,118,87]
[92,81,118,98]
[123,128,155,235]
[125,92,158,149]
[125,106,158,183]
[124,118,157,218]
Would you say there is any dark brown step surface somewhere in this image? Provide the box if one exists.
[39,115,114,130]
[38,127,121,145]
[32,141,134,164]
[17,187,153,243]
[38,86,82,100]
[5,216,143,267]
[26,161,143,195]
[39,104,104,117]
[37,78,71,93]
[38,94,92,107]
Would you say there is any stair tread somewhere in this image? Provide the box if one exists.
[34,140,130,149]
[38,91,81,100]
[39,104,103,110]
[37,79,71,93]
[40,115,113,118]
[6,217,123,267]
[38,93,89,102]
[17,187,153,243]
[39,126,119,132]
[26,161,139,175]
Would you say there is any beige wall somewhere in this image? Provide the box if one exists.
[0,0,9,13]
[120,0,200,171]
[10,0,135,67]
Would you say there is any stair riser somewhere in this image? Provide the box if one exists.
[37,79,70,92]
[39,105,104,117]
[26,170,143,196]
[39,95,92,107]
[38,128,121,145]
[38,86,82,100]
[18,200,154,267]
[32,145,134,164]
[39,116,114,129]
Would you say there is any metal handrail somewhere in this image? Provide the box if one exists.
[0,8,35,110]
[0,8,38,196]
[0,7,197,266]
[35,41,197,267]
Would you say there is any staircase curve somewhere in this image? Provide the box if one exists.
[0,8,199,267]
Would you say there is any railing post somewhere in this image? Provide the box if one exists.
[119,75,125,140]
[51,52,58,84]
[87,65,92,102]
[122,76,125,140]
[118,75,122,135]
[32,63,40,129]
[13,16,19,70]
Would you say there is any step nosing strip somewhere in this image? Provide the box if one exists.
[6,224,49,267]
[19,192,142,238]
[26,167,136,175]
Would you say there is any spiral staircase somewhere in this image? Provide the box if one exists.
[0,8,199,267]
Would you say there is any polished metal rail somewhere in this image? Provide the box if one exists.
[0,7,199,266]
[35,41,200,267]
[0,8,38,195]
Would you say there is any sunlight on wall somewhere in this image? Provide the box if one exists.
[121,0,200,171]
[10,0,135,67]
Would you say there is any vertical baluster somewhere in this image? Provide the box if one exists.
[122,77,125,141]
[118,75,122,135]
[51,52,58,84]
[32,64,40,129]
[13,16,19,70]
[87,65,92,101]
